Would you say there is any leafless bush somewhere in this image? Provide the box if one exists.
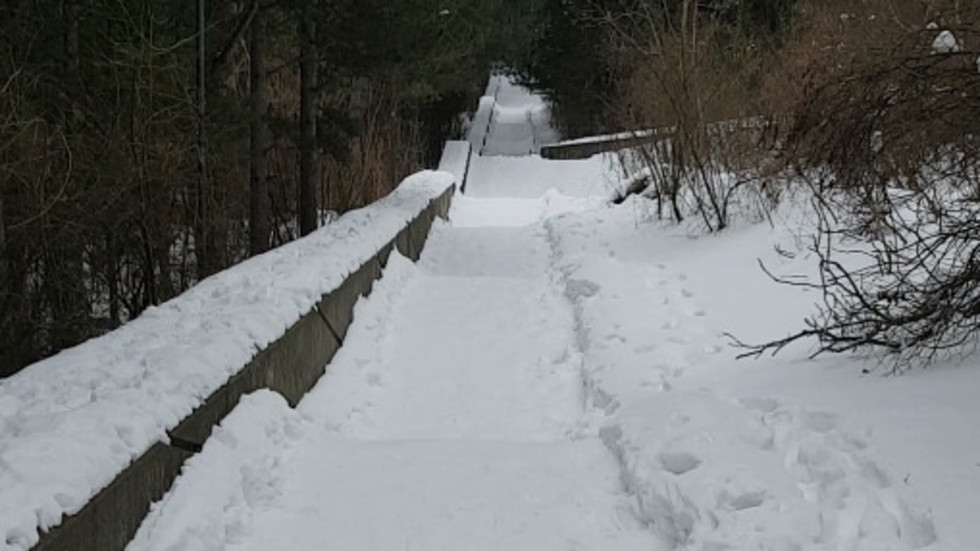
[603,2,781,231]
[325,82,425,213]
[735,4,980,371]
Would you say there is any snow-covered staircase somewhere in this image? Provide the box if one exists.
[124,77,665,551]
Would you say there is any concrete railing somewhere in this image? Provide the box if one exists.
[540,118,766,160]
[540,131,667,160]
[438,140,473,194]
[29,174,459,551]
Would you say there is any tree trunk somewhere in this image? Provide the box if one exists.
[105,230,120,329]
[0,191,7,298]
[195,0,213,275]
[62,0,79,73]
[249,4,271,255]
[298,0,318,236]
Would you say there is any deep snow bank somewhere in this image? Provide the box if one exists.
[0,171,454,550]
[546,198,962,550]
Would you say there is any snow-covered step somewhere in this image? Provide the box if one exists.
[449,197,546,228]
[483,105,538,156]
[301,219,584,442]
[419,227,552,278]
[223,437,655,551]
[465,155,612,199]
[319,274,583,442]
[470,75,559,157]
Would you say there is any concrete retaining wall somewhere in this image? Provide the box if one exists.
[540,133,667,160]
[32,186,455,551]
[541,117,766,160]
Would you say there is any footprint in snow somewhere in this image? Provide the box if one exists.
[634,343,657,354]
[739,400,938,549]
[669,412,691,427]
[658,450,702,475]
[565,278,600,300]
[739,397,780,414]
[717,489,767,512]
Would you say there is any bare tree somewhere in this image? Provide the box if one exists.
[195,0,214,275]
[249,2,271,256]
[298,0,318,236]
[602,0,778,231]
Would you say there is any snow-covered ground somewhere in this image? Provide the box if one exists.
[547,201,966,549]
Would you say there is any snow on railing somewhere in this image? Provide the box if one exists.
[0,170,455,551]
[438,141,473,193]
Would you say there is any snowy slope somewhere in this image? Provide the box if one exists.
[0,171,454,551]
